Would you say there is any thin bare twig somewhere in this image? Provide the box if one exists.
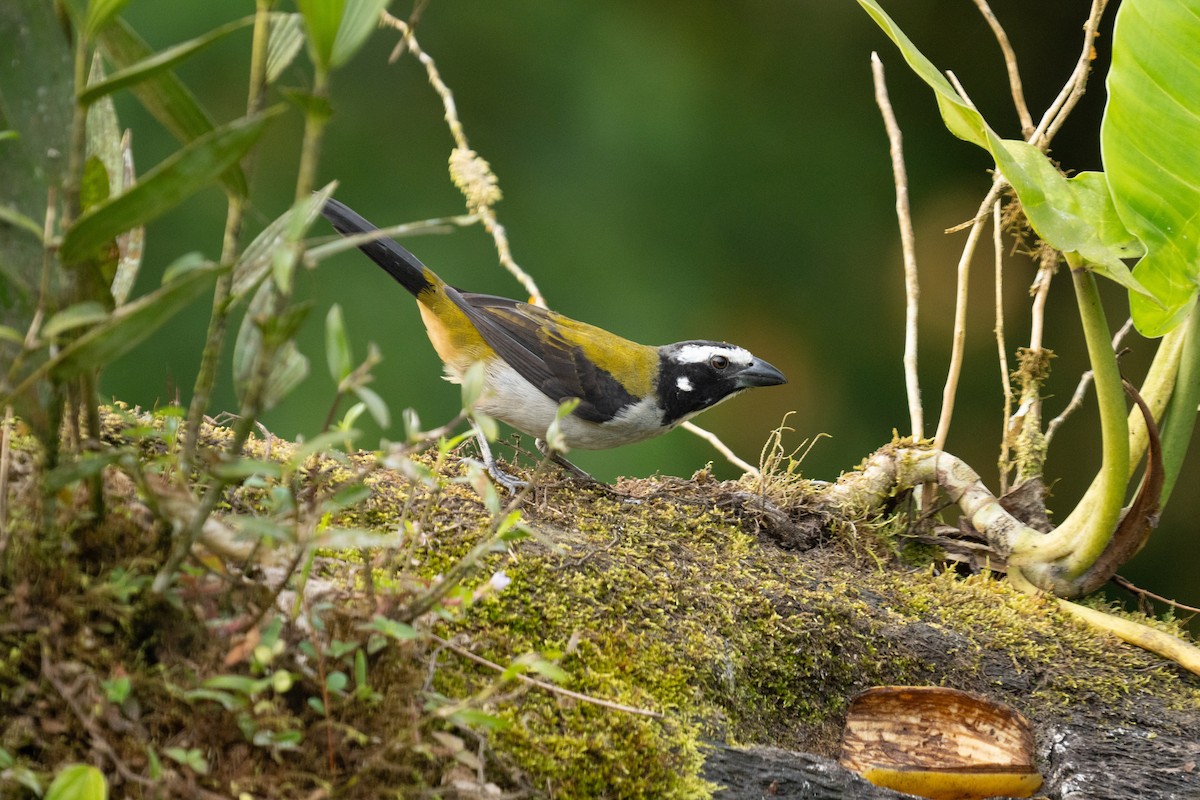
[680,421,759,476]
[431,634,664,719]
[933,188,997,453]
[42,648,156,788]
[872,53,923,442]
[1111,574,1200,618]
[381,12,546,308]
[971,0,1034,137]
[1045,317,1133,444]
[992,202,1014,493]
[1031,0,1110,148]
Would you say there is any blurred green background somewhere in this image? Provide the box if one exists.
[100,3,1196,615]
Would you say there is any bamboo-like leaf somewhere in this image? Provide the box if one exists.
[858,0,1152,299]
[80,16,253,106]
[331,0,389,68]
[42,301,110,339]
[83,0,130,37]
[296,0,346,71]
[266,13,306,84]
[97,18,248,196]
[60,108,281,264]
[1103,0,1200,336]
[45,264,221,382]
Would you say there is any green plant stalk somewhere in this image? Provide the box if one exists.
[1157,307,1200,505]
[1045,263,1132,576]
[1126,321,1186,477]
[182,1,274,471]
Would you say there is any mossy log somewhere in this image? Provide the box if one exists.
[1,410,1197,798]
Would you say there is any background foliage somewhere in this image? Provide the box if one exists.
[92,2,1196,612]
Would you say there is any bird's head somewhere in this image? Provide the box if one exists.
[656,341,786,426]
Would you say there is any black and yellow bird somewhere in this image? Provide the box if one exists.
[322,198,786,485]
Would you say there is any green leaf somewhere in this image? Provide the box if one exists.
[97,18,248,196]
[296,0,346,71]
[44,264,222,382]
[80,16,254,107]
[229,182,335,304]
[83,0,131,37]
[45,764,108,800]
[325,303,353,382]
[266,13,306,84]
[1103,0,1200,336]
[61,108,281,264]
[41,301,110,339]
[331,0,389,68]
[364,616,421,641]
[353,384,390,428]
[858,0,1151,298]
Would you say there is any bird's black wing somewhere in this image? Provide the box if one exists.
[451,290,639,423]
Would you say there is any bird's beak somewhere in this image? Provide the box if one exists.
[735,357,787,388]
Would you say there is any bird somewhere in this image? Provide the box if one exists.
[321,197,786,487]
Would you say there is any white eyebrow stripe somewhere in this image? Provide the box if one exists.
[673,344,753,365]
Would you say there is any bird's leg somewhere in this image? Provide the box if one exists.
[471,422,527,492]
[534,439,600,484]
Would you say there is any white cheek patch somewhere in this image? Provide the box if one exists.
[674,343,753,366]
[676,376,694,392]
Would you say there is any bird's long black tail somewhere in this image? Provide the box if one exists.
[321,197,435,298]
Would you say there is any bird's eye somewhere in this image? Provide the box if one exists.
[710,354,729,370]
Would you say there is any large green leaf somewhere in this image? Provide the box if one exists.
[1102,0,1200,337]
[60,108,281,264]
[80,16,254,107]
[858,0,1151,298]
[98,18,248,196]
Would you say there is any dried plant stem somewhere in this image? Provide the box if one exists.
[871,53,923,442]
[971,0,1034,137]
[680,421,759,476]
[431,634,664,719]
[993,202,1013,493]
[1031,0,1110,148]
[382,12,546,307]
[933,182,1000,453]
[1044,317,1133,445]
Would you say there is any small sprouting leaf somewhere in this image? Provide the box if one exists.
[266,13,306,84]
[352,384,390,428]
[365,616,422,641]
[326,671,349,694]
[44,763,108,800]
[330,0,389,68]
[0,204,43,241]
[161,251,211,285]
[41,301,110,340]
[308,696,326,714]
[163,747,208,775]
[460,360,486,409]
[61,108,282,264]
[44,448,129,492]
[325,303,353,382]
[80,16,254,106]
[100,675,132,704]
[447,708,512,731]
